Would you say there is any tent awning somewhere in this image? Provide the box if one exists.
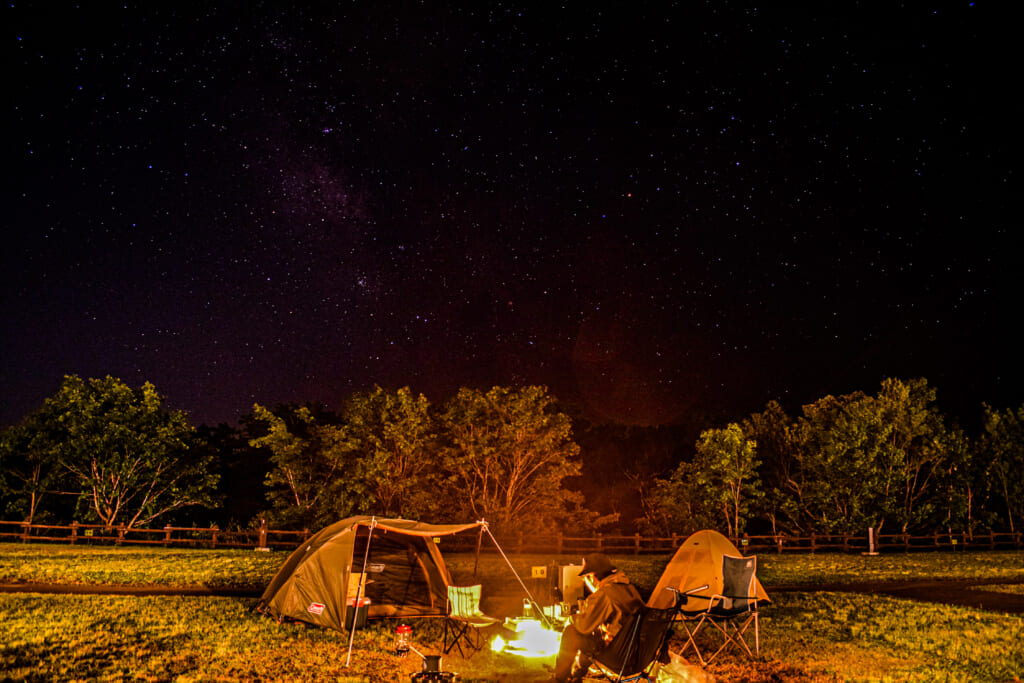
[346,516,485,538]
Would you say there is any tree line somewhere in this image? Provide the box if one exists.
[1,375,1021,537]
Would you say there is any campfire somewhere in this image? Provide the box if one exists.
[491,617,562,658]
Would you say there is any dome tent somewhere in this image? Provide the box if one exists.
[256,516,485,633]
[647,529,770,609]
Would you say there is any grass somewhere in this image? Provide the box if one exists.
[764,592,1023,682]
[753,550,1024,586]
[5,544,1023,591]
[0,593,553,683]
[1,544,1023,681]
[0,544,280,589]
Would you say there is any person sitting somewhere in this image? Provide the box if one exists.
[553,552,644,683]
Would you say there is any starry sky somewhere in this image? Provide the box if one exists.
[3,2,1020,429]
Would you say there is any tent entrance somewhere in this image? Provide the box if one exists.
[351,529,441,611]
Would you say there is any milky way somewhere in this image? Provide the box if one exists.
[3,3,1019,427]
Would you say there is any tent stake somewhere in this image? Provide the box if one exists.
[345,516,378,667]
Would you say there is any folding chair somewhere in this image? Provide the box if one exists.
[442,584,501,658]
[677,554,761,666]
[589,604,680,682]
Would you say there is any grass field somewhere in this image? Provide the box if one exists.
[1,544,1022,682]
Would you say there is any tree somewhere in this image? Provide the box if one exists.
[932,423,978,534]
[341,386,438,519]
[0,417,71,523]
[789,391,896,533]
[977,403,1024,533]
[874,378,949,532]
[742,401,799,535]
[248,403,358,529]
[656,423,761,537]
[37,375,217,528]
[438,386,588,533]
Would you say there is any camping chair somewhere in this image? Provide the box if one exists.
[443,584,501,658]
[677,554,761,666]
[589,604,681,682]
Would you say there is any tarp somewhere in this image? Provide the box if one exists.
[256,516,485,632]
[647,529,770,609]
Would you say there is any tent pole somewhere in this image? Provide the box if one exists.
[472,523,485,578]
[345,516,378,668]
[484,525,552,629]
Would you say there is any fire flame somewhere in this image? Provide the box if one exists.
[491,619,561,658]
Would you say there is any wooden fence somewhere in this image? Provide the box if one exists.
[0,519,309,551]
[1,519,1021,555]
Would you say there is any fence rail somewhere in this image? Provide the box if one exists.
[0,519,309,550]
[1,520,1021,555]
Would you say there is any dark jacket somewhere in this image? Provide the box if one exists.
[573,571,643,643]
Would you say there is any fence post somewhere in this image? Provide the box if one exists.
[211,526,219,549]
[116,524,125,545]
[257,518,268,551]
[21,521,30,543]
[634,533,641,555]
[597,533,603,551]
[71,521,78,545]
[775,533,783,554]
[556,532,563,555]
[164,525,173,546]
[671,533,678,548]
[809,532,816,554]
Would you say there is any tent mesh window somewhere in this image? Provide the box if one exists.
[352,530,439,608]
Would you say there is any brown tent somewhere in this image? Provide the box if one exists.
[256,516,485,632]
[647,529,770,609]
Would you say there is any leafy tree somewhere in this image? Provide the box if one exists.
[656,423,761,537]
[248,403,358,529]
[341,386,438,519]
[977,403,1024,533]
[874,378,948,532]
[648,469,718,535]
[763,379,956,535]
[742,401,799,534]
[932,423,979,534]
[36,375,217,528]
[0,417,72,523]
[790,391,897,533]
[438,386,589,533]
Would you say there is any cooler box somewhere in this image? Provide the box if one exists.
[345,598,371,629]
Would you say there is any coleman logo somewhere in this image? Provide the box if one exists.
[307,602,325,615]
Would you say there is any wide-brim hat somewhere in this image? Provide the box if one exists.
[578,553,615,578]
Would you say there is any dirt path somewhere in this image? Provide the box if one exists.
[0,582,261,597]
[770,577,1024,614]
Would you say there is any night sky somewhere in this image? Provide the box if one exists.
[3,3,1020,429]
